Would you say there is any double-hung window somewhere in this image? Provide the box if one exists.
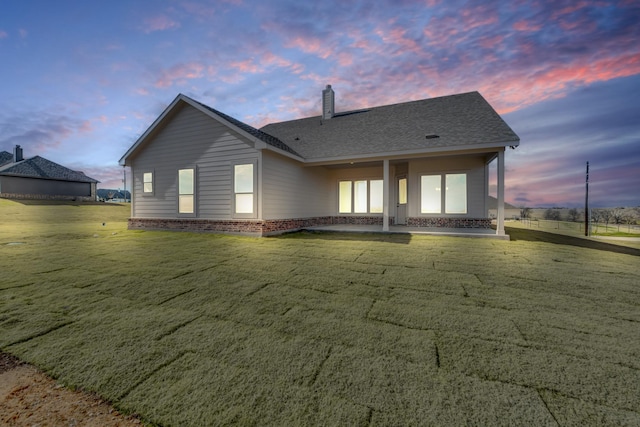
[338,179,383,214]
[143,172,153,195]
[233,162,256,217]
[420,173,467,214]
[178,168,195,215]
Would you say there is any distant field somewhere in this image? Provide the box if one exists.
[1,199,639,426]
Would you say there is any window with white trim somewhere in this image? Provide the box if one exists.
[338,179,383,214]
[178,168,195,214]
[233,163,255,216]
[420,173,467,214]
[143,172,153,194]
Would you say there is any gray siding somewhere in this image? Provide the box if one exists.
[0,176,92,197]
[130,104,258,219]
[262,150,331,219]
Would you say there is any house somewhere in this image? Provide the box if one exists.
[119,86,519,236]
[0,145,99,201]
[487,196,521,220]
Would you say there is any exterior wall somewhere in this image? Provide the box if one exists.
[130,104,259,219]
[261,150,332,220]
[0,176,94,200]
[407,155,486,218]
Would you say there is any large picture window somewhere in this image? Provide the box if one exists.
[234,163,255,216]
[420,173,467,214]
[338,179,384,214]
[178,168,195,214]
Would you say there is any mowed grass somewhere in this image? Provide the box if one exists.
[1,199,639,426]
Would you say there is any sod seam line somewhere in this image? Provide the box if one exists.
[117,350,195,401]
[536,388,561,426]
[156,288,196,306]
[5,321,75,347]
[308,346,332,387]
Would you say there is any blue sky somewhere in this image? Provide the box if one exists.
[1,0,638,207]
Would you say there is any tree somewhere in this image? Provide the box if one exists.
[520,207,531,220]
[598,208,613,230]
[567,208,580,222]
[544,208,561,221]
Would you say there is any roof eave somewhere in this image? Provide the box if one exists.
[119,94,304,166]
[301,140,519,166]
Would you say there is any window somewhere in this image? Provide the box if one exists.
[338,179,384,214]
[420,175,441,213]
[143,172,153,194]
[339,181,352,213]
[234,163,254,215]
[420,173,467,214]
[178,168,194,214]
[354,180,367,213]
[398,178,407,205]
[370,180,383,213]
[445,174,467,214]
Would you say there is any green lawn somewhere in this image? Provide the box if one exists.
[1,199,639,426]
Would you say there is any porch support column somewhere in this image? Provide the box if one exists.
[496,149,505,235]
[383,159,390,232]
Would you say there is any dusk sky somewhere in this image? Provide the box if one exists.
[1,0,638,207]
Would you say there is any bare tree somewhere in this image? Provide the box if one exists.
[567,208,580,222]
[599,208,613,230]
[544,208,561,221]
[520,207,531,220]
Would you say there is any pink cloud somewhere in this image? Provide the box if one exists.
[142,15,180,33]
[18,29,27,38]
[285,35,333,59]
[0,30,7,39]
[154,62,205,88]
[512,20,542,32]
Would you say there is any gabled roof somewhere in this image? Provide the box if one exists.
[0,155,99,183]
[119,94,300,166]
[189,98,300,157]
[260,91,519,162]
[120,91,519,166]
[0,151,13,167]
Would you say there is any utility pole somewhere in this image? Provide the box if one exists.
[585,161,589,236]
[122,167,127,203]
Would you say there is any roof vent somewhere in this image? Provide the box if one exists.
[425,134,440,139]
[322,84,335,120]
[13,145,23,162]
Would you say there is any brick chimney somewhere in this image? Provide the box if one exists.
[322,84,335,120]
[13,145,23,162]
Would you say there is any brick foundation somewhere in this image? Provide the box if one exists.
[128,215,492,236]
[407,217,492,228]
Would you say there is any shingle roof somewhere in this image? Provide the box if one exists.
[188,97,301,157]
[0,151,13,167]
[260,91,519,160]
[0,155,99,183]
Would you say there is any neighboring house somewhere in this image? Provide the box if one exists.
[0,145,99,201]
[487,196,520,220]
[119,86,519,236]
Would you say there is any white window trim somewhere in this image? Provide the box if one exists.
[142,170,154,196]
[177,166,196,217]
[419,172,468,215]
[232,160,258,219]
[338,178,384,215]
